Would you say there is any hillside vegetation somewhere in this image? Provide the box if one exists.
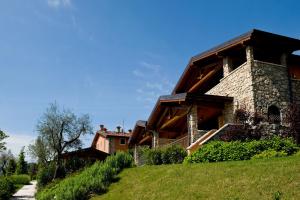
[91,154,300,200]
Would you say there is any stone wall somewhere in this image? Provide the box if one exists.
[292,79,300,106]
[206,62,255,123]
[251,61,290,116]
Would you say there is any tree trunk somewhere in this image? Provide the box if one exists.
[53,154,64,179]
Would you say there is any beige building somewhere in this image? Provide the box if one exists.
[92,125,131,154]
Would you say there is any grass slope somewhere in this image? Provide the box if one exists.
[91,155,300,200]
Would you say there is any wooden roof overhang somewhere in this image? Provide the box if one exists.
[173,29,300,94]
[147,93,233,132]
[128,120,147,146]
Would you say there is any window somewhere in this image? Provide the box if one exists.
[120,138,126,145]
[268,105,281,124]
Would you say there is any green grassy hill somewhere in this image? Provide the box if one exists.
[91,155,300,200]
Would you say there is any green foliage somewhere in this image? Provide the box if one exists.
[37,162,56,187]
[36,152,133,200]
[184,137,298,164]
[0,176,15,200]
[251,150,287,159]
[36,103,93,178]
[273,191,282,200]
[28,163,38,180]
[143,145,187,165]
[16,147,28,174]
[28,136,53,165]
[6,158,17,175]
[161,145,187,164]
[10,174,31,185]
[145,148,163,165]
[0,130,8,152]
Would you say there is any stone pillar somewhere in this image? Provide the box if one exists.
[280,53,287,67]
[246,46,254,64]
[152,131,159,148]
[223,56,233,77]
[187,105,198,145]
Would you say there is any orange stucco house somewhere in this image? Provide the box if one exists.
[92,125,132,154]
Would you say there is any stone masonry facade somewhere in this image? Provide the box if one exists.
[292,80,300,107]
[252,61,291,117]
[206,46,298,130]
[206,62,255,123]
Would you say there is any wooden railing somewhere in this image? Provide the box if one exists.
[158,135,189,149]
[187,123,243,154]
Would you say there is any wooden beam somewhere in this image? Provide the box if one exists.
[188,66,222,93]
[156,108,169,129]
[160,112,187,130]
[138,135,151,145]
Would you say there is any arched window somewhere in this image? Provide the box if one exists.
[268,105,281,124]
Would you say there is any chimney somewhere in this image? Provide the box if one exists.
[116,126,121,133]
[100,124,105,131]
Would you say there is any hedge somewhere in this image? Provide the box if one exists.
[10,174,31,185]
[0,177,15,200]
[143,145,187,165]
[184,136,299,164]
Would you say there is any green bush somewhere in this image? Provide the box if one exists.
[36,152,133,200]
[161,145,187,164]
[184,137,299,164]
[10,174,31,185]
[37,162,56,187]
[142,145,187,165]
[145,148,163,165]
[251,150,287,159]
[0,177,15,200]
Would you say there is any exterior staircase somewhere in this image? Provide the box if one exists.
[186,123,242,155]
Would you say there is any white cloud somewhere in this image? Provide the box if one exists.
[132,69,145,78]
[133,61,174,107]
[3,131,36,158]
[47,0,72,8]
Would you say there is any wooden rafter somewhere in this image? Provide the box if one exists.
[160,112,187,130]
[138,135,151,145]
[188,65,222,93]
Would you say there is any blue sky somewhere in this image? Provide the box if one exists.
[1,0,300,156]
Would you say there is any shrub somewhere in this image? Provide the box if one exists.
[251,150,287,159]
[37,162,56,187]
[161,145,187,164]
[10,174,31,185]
[145,148,163,165]
[142,145,187,165]
[184,136,299,164]
[0,177,15,200]
[36,152,133,200]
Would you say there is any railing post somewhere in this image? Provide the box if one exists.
[152,131,159,148]
[134,144,138,165]
[187,105,198,145]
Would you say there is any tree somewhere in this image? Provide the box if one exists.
[28,136,54,166]
[36,103,92,178]
[6,157,17,175]
[0,150,13,175]
[0,130,8,152]
[16,147,28,174]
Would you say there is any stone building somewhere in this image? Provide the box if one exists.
[129,29,300,154]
